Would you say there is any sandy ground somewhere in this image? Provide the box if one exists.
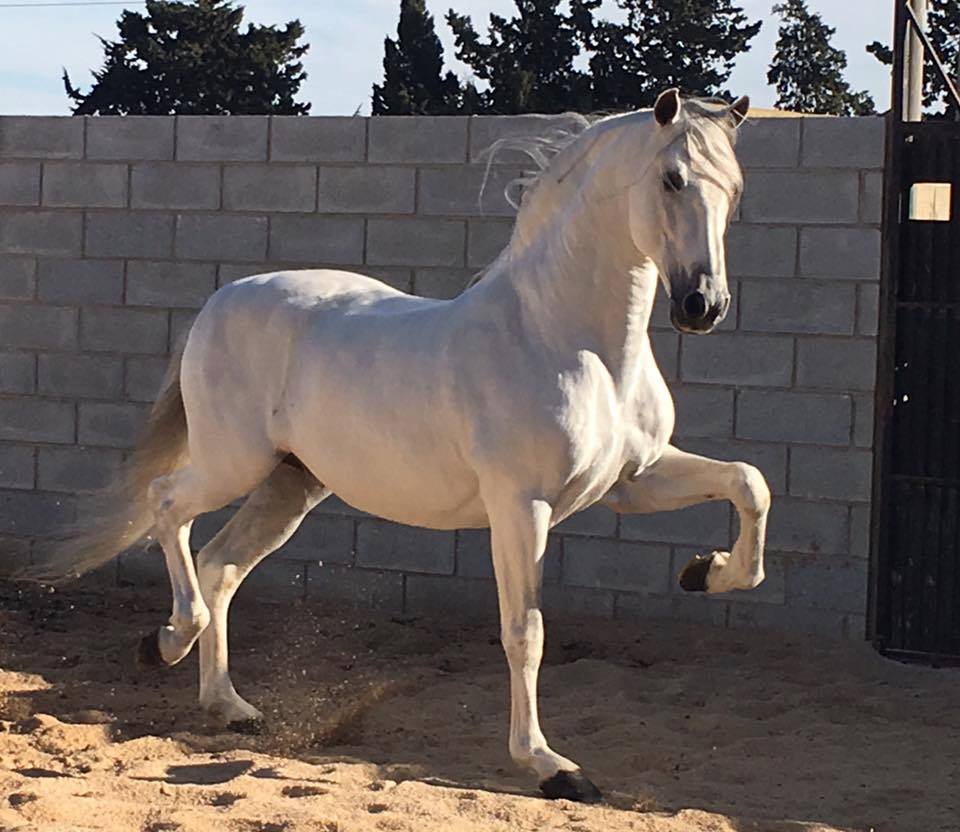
[0,581,957,832]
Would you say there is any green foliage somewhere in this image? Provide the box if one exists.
[768,0,875,115]
[446,0,599,114]
[867,0,960,115]
[63,0,309,115]
[581,0,762,110]
[372,0,463,114]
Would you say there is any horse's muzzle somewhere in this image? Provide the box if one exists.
[670,291,729,335]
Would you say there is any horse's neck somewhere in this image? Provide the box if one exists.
[483,176,659,384]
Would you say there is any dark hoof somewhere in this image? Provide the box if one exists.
[227,718,266,736]
[540,769,602,803]
[136,630,165,669]
[678,553,713,593]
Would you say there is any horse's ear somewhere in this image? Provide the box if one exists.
[654,88,681,126]
[729,95,750,128]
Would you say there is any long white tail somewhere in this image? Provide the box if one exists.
[18,343,189,583]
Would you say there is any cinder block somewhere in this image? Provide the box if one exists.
[727,600,845,638]
[411,268,469,299]
[126,260,216,308]
[130,163,220,209]
[785,555,867,612]
[369,116,467,163]
[361,266,412,291]
[725,224,797,277]
[739,279,856,335]
[0,162,40,205]
[80,307,168,354]
[0,489,76,538]
[175,213,267,261]
[563,536,671,594]
[736,118,800,167]
[860,171,884,225]
[765,499,850,555]
[541,584,615,619]
[741,171,859,224]
[671,385,734,439]
[615,590,729,626]
[355,519,454,574]
[456,528,562,583]
[270,116,366,162]
[620,501,731,547]
[37,445,122,493]
[269,215,364,264]
[418,166,521,217]
[305,563,403,611]
[799,227,881,280]
[86,116,175,161]
[169,310,197,346]
[0,117,83,159]
[0,255,35,299]
[367,218,465,267]
[556,503,617,537]
[676,437,788,495]
[404,573,497,621]
[316,166,414,214]
[796,338,876,391]
[223,164,317,213]
[673,546,786,605]
[857,284,879,339]
[39,353,123,399]
[0,304,77,350]
[736,389,851,445]
[42,162,127,208]
[849,504,871,559]
[217,262,274,286]
[789,446,872,502]
[681,333,793,387]
[650,330,679,380]
[0,210,82,256]
[85,211,174,259]
[0,444,34,489]
[0,351,35,394]
[279,512,354,564]
[0,399,75,443]
[235,559,306,603]
[124,355,168,402]
[469,114,582,163]
[801,117,885,169]
[78,402,149,448]
[176,116,268,162]
[854,394,874,448]
[37,258,124,304]
[466,219,513,268]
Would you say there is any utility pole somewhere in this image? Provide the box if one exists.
[904,0,927,121]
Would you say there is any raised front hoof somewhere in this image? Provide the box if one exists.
[136,630,165,670]
[678,553,713,593]
[226,717,267,736]
[540,770,602,803]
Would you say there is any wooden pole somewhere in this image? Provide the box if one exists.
[904,0,927,121]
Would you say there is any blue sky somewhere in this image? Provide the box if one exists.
[0,0,894,115]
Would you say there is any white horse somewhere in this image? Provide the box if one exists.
[32,89,770,802]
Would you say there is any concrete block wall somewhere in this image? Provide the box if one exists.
[0,113,884,638]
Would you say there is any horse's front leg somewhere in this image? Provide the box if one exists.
[487,496,602,803]
[603,445,771,594]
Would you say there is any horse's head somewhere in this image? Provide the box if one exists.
[627,89,749,335]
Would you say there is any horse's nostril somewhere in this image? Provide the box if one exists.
[682,291,708,320]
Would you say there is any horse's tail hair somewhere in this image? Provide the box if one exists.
[16,340,190,584]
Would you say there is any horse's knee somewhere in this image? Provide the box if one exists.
[731,462,770,520]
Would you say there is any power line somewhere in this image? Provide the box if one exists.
[0,1,145,7]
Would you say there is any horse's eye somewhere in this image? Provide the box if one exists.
[663,171,685,193]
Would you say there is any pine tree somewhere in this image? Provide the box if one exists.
[867,0,960,116]
[373,0,462,115]
[446,0,599,114]
[768,0,875,115]
[579,0,762,111]
[63,0,309,115]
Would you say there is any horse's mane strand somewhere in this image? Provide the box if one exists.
[466,97,738,289]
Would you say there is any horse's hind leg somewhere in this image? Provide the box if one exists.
[196,459,329,726]
[141,454,279,668]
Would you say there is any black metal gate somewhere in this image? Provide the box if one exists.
[870,2,960,663]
